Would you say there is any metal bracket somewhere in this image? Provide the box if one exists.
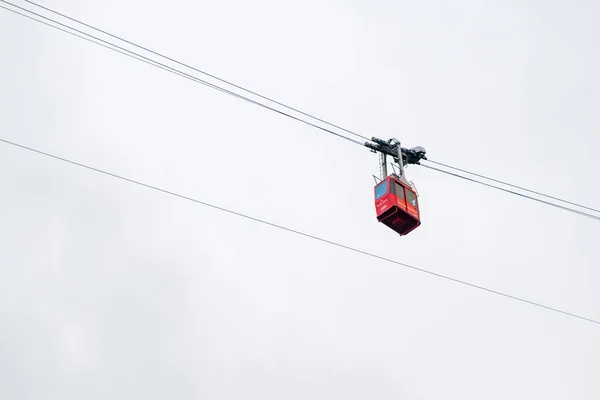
[365,137,427,167]
[367,137,427,185]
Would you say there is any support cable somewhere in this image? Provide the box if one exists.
[420,163,600,222]
[426,159,600,214]
[21,0,372,143]
[0,1,367,147]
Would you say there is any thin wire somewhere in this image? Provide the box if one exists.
[1,137,598,326]
[0,6,261,115]
[0,1,366,148]
[0,6,210,83]
[427,159,600,214]
[22,0,372,143]
[420,163,600,222]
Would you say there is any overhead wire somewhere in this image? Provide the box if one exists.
[420,163,600,222]
[0,0,367,148]
[1,136,599,326]
[425,159,600,214]
[0,6,221,86]
[21,0,372,143]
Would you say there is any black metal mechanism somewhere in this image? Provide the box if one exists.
[365,137,427,167]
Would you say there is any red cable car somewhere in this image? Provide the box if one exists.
[374,175,421,236]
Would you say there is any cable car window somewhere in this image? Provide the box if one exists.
[375,181,388,199]
[406,189,417,207]
[395,182,405,199]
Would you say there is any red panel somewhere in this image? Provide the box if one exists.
[406,203,419,219]
[397,197,407,211]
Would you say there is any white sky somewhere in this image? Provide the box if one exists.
[1,0,599,399]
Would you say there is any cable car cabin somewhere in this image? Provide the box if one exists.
[374,175,421,236]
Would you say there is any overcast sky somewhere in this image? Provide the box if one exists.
[1,0,599,399]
